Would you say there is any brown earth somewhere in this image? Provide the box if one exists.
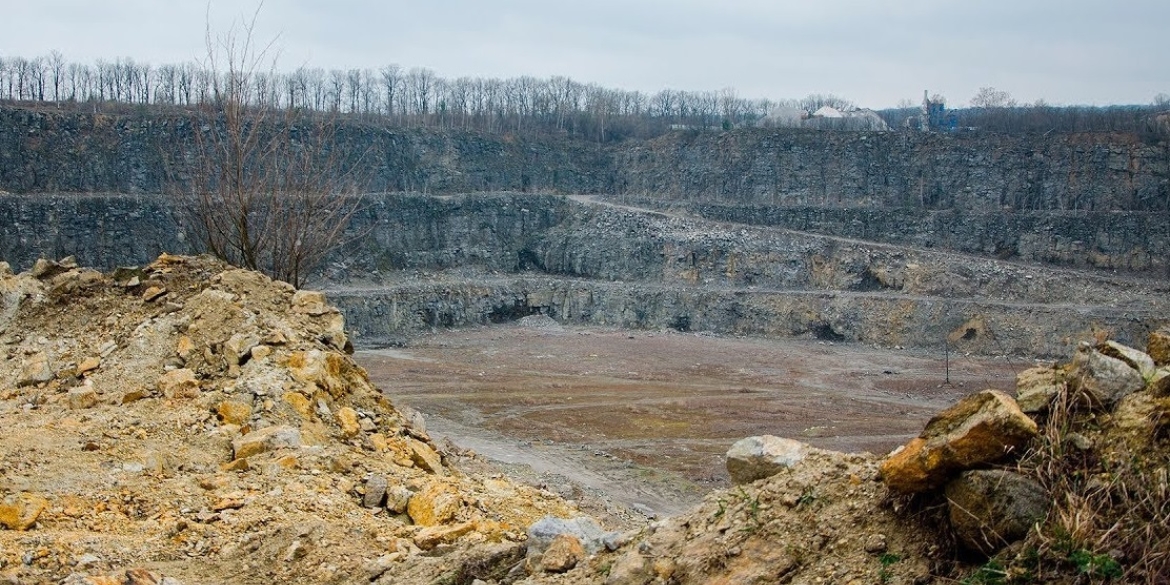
[358,319,1027,516]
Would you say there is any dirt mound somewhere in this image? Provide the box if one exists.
[0,255,580,584]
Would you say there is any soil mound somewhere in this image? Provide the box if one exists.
[0,255,579,584]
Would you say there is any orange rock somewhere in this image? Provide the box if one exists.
[0,493,49,531]
[336,406,361,438]
[217,400,253,426]
[407,481,463,526]
[157,368,199,399]
[880,390,1038,493]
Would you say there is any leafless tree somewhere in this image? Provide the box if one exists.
[970,86,1016,108]
[163,7,367,288]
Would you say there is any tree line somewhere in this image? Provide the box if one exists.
[0,52,792,141]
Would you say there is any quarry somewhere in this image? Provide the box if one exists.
[1,104,1169,584]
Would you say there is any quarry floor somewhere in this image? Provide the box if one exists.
[357,322,1030,518]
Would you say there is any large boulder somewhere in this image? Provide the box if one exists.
[526,516,607,559]
[1098,340,1156,380]
[1014,366,1064,414]
[726,435,808,484]
[880,390,1038,493]
[1069,342,1144,408]
[945,469,1048,555]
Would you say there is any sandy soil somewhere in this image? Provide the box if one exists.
[357,321,1030,516]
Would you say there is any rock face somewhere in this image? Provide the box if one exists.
[880,390,1038,493]
[944,469,1049,555]
[726,435,809,485]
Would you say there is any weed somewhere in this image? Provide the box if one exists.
[796,487,817,508]
[960,560,1008,585]
[878,552,901,583]
[1069,549,1122,579]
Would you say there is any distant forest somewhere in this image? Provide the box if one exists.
[1,52,1167,142]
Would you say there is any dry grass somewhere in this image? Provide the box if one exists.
[1009,380,1170,584]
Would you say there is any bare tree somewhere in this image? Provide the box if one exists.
[970,86,1017,108]
[164,7,367,288]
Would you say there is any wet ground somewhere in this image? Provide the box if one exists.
[357,321,1031,516]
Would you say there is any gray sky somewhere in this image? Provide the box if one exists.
[3,0,1167,108]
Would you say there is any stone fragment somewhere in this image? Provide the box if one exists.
[540,534,585,573]
[414,521,475,550]
[1099,340,1156,379]
[288,350,346,396]
[1149,328,1170,366]
[224,334,261,367]
[726,435,807,484]
[1070,342,1144,408]
[363,475,388,508]
[30,258,63,279]
[232,425,302,459]
[406,481,462,526]
[220,458,250,472]
[77,356,101,374]
[407,438,443,474]
[157,368,200,399]
[67,386,100,410]
[18,352,54,387]
[604,552,652,585]
[945,469,1048,555]
[291,290,331,315]
[216,400,253,426]
[863,533,888,554]
[385,485,412,514]
[282,392,314,418]
[880,390,1038,493]
[176,336,195,359]
[142,286,167,302]
[0,493,48,531]
[250,345,273,361]
[1014,366,1065,413]
[121,388,150,404]
[526,516,607,558]
[336,406,361,438]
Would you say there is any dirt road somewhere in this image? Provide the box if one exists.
[357,321,1029,515]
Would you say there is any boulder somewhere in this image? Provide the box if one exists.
[216,400,253,426]
[414,521,475,550]
[1069,342,1144,408]
[231,425,302,459]
[1098,340,1156,380]
[880,390,1038,493]
[407,481,462,526]
[363,474,388,508]
[944,469,1048,555]
[1149,328,1170,366]
[157,368,200,399]
[1014,366,1064,414]
[67,387,100,410]
[407,437,443,474]
[526,516,607,558]
[18,352,54,387]
[725,435,808,484]
[335,406,361,438]
[0,493,48,531]
[539,534,585,573]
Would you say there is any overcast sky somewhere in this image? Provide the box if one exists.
[3,0,1167,108]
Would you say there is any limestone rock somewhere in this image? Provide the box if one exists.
[336,406,361,438]
[414,521,475,550]
[880,390,1038,493]
[287,350,349,397]
[224,333,261,367]
[407,437,443,474]
[1099,340,1156,380]
[726,435,808,484]
[282,391,314,418]
[526,516,607,558]
[385,485,412,514]
[0,493,48,531]
[18,352,54,387]
[232,425,302,459]
[1014,366,1064,413]
[944,469,1048,555]
[141,286,167,302]
[1149,328,1170,366]
[67,386,100,410]
[540,534,585,573]
[363,474,388,508]
[1070,342,1144,408]
[77,356,101,374]
[157,368,200,399]
[407,481,462,526]
[216,400,253,426]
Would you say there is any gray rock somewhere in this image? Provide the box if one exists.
[1014,366,1064,414]
[1099,340,1156,380]
[726,435,808,485]
[385,485,413,514]
[18,352,54,387]
[944,469,1049,555]
[1070,342,1145,408]
[526,516,607,558]
[363,475,388,508]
